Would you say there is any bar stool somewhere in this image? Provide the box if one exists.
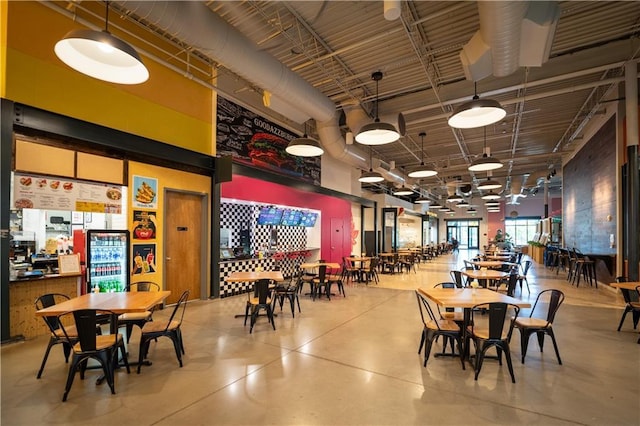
[555,248,569,276]
[573,253,597,288]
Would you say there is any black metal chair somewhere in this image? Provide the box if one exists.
[615,277,640,332]
[468,302,520,383]
[272,271,303,317]
[450,270,466,288]
[118,281,161,343]
[34,293,77,379]
[510,289,565,365]
[58,309,130,401]
[517,260,532,294]
[138,290,190,372]
[415,290,465,370]
[311,265,342,300]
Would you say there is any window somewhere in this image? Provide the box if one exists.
[504,217,541,246]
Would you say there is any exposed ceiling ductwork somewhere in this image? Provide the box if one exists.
[117,0,409,185]
[461,1,560,80]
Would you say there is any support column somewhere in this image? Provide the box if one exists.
[625,62,639,281]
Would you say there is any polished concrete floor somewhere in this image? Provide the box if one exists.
[2,250,639,425]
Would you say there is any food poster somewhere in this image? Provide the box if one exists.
[216,96,321,185]
[132,176,158,209]
[132,210,157,240]
[13,173,122,213]
[132,243,156,275]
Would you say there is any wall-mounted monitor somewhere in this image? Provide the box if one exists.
[300,211,318,227]
[280,209,302,226]
[257,206,283,225]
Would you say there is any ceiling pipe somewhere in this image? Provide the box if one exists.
[117,1,407,185]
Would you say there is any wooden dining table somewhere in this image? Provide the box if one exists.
[225,271,285,317]
[35,291,172,317]
[35,290,172,383]
[461,269,509,287]
[470,260,518,269]
[419,287,531,361]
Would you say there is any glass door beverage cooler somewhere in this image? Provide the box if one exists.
[86,230,130,293]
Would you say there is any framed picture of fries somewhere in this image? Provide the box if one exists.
[132,176,158,209]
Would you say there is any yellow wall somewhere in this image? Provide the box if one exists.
[3,1,215,155]
[128,162,211,295]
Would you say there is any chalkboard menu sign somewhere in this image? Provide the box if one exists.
[216,97,321,185]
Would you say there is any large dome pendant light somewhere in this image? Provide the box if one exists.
[408,131,438,178]
[54,1,149,85]
[359,146,385,183]
[477,170,502,190]
[286,121,324,157]
[468,127,503,172]
[355,71,400,145]
[448,82,506,129]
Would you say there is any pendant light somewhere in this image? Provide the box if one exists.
[485,200,500,207]
[468,127,503,172]
[356,71,400,145]
[447,193,463,203]
[286,122,324,157]
[393,187,413,196]
[428,203,443,210]
[408,132,437,178]
[54,1,149,85]
[481,191,501,200]
[456,200,470,208]
[448,82,506,129]
[477,170,502,190]
[415,196,430,204]
[359,147,385,183]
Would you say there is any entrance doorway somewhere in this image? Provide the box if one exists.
[446,220,480,250]
[164,190,207,303]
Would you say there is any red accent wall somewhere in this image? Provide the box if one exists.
[221,175,353,262]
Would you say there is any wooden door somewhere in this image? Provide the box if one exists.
[164,191,205,304]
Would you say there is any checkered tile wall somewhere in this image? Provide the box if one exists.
[219,202,312,297]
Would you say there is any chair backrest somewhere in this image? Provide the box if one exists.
[127,281,160,292]
[35,293,71,334]
[530,289,565,323]
[415,290,439,326]
[450,270,464,288]
[521,260,532,276]
[504,273,519,297]
[61,309,117,352]
[317,265,327,283]
[471,302,520,339]
[164,290,190,329]
[435,282,456,289]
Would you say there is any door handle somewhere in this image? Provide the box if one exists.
[166,257,171,261]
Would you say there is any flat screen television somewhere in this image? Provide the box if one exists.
[299,211,318,227]
[280,209,302,226]
[257,207,283,225]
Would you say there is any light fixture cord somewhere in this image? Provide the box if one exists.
[104,1,110,33]
[420,133,425,163]
[374,76,379,121]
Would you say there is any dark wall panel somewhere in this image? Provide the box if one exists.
[563,117,617,254]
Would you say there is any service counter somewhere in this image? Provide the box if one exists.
[219,248,318,297]
[9,273,82,339]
